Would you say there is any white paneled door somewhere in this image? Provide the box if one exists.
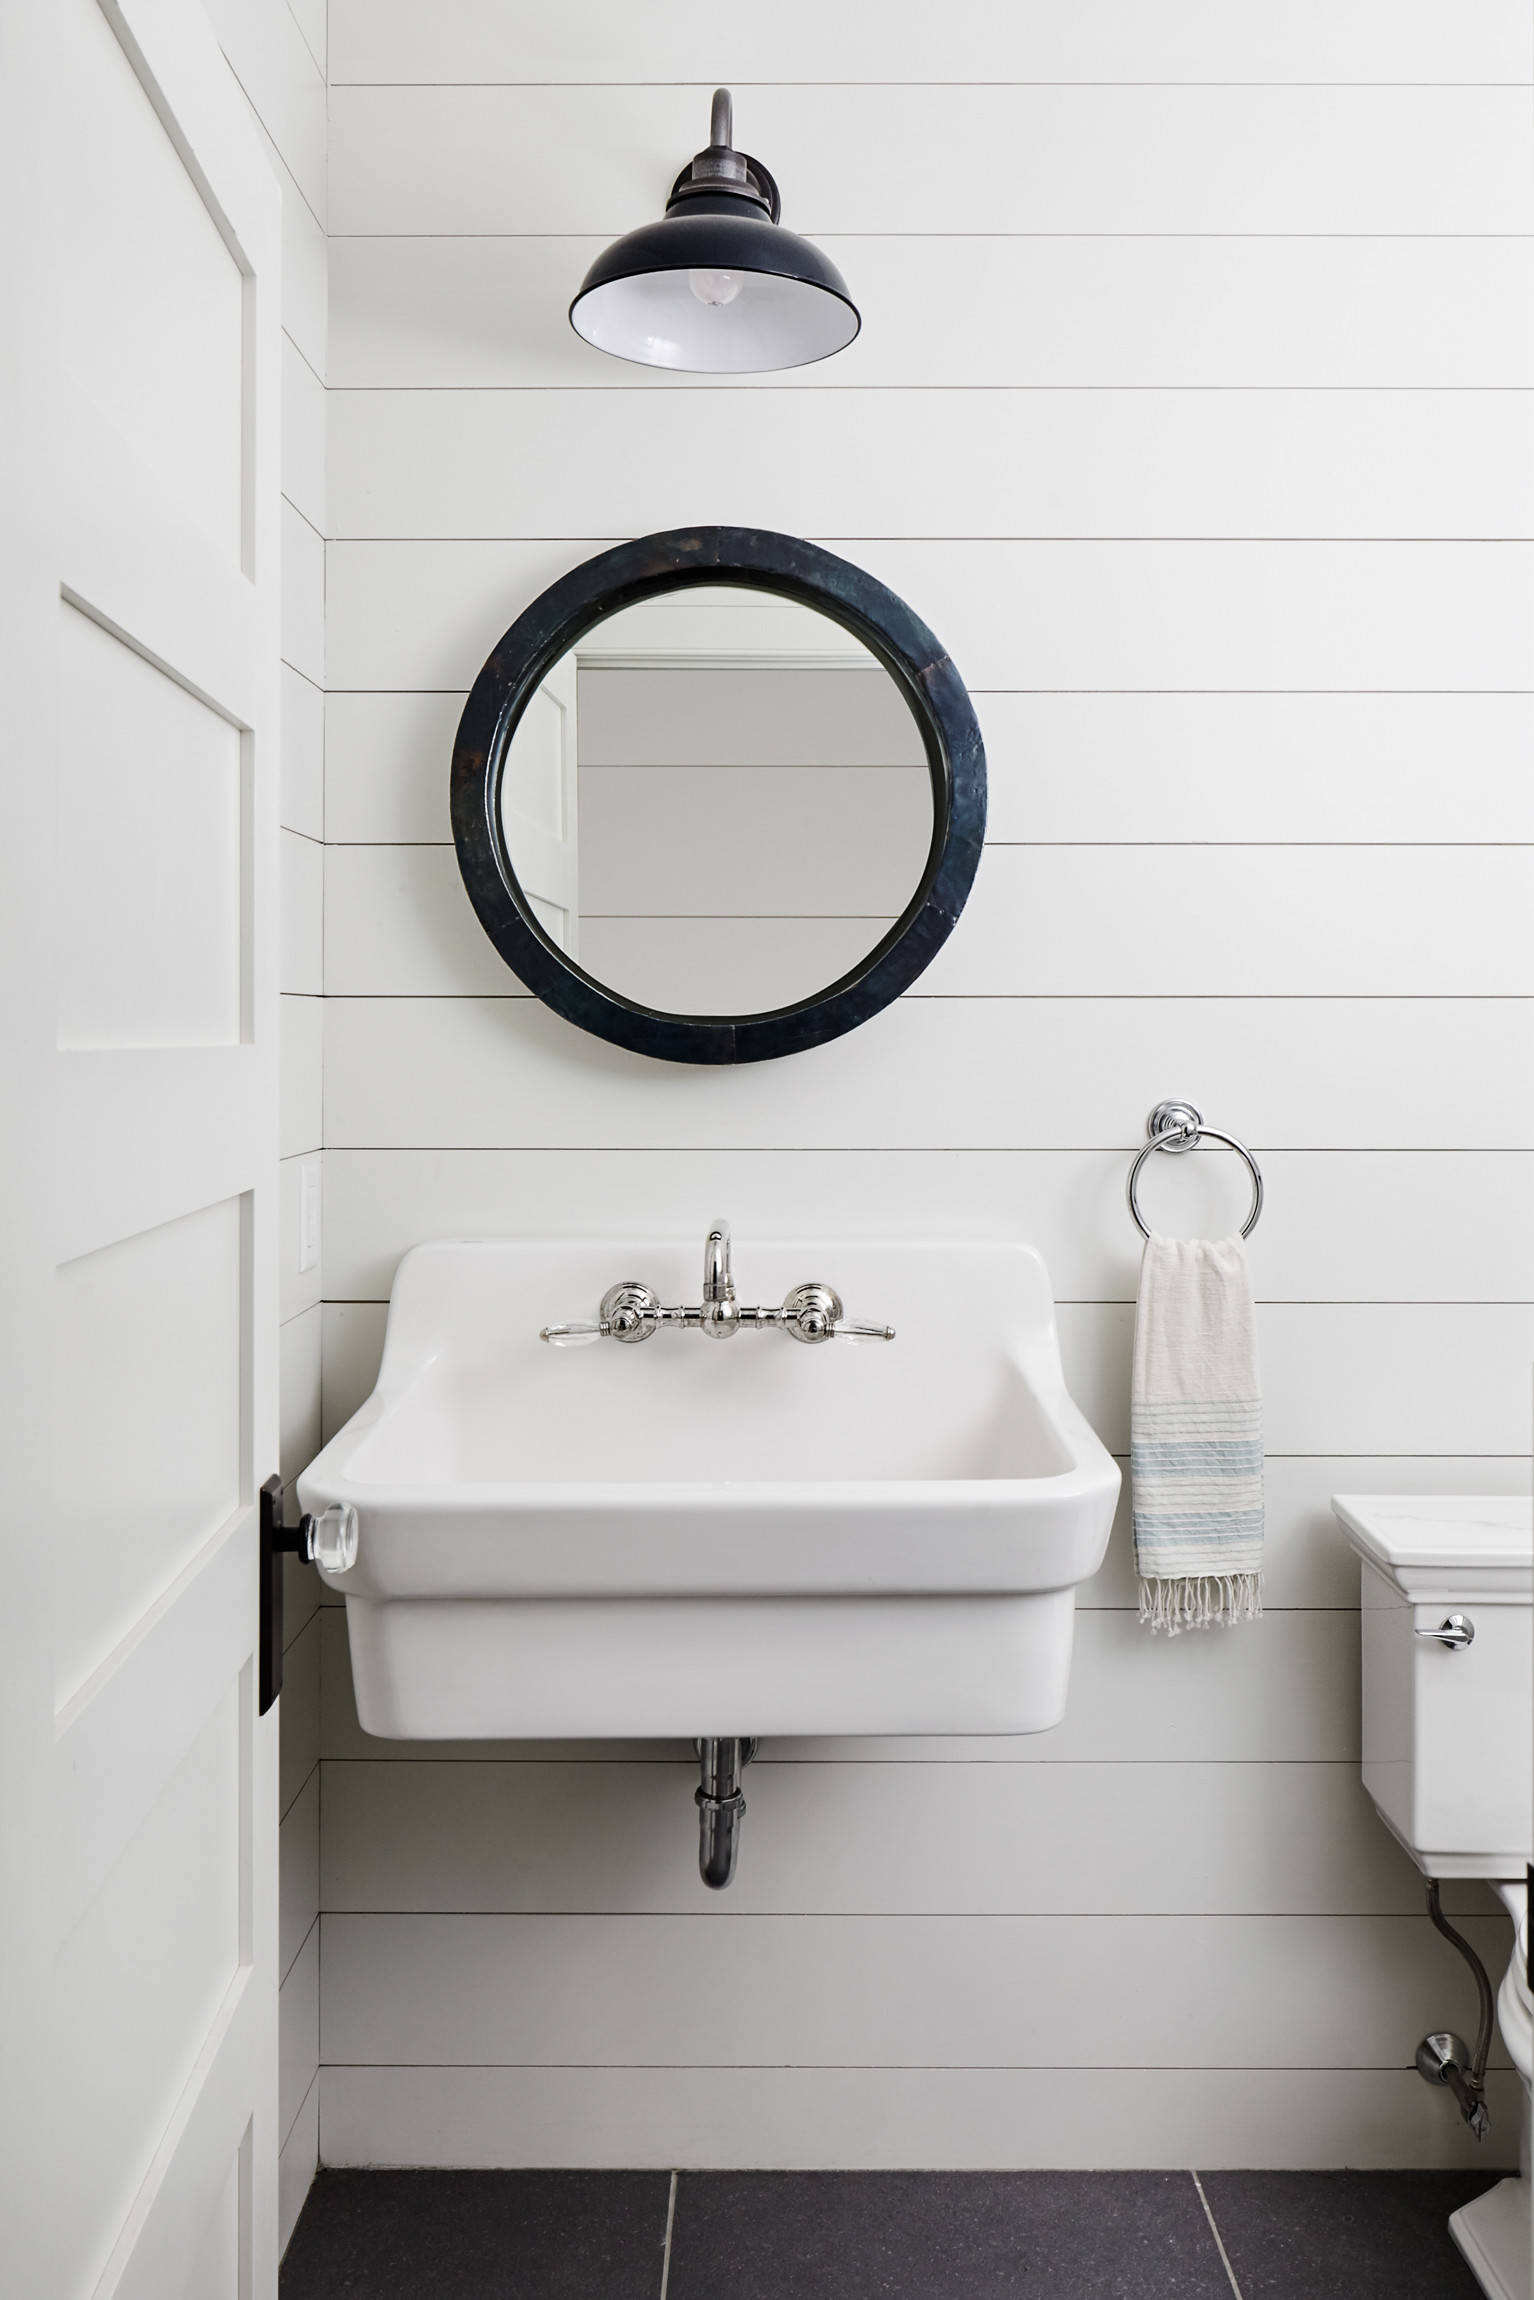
[0,1,282,2295]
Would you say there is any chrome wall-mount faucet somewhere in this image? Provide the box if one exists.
[541,1220,895,1348]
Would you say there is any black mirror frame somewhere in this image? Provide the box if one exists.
[450,526,986,1065]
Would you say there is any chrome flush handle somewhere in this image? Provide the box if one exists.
[1415,1613,1476,1651]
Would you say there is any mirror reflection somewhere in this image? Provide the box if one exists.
[499,586,934,1017]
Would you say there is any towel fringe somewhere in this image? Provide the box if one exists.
[1137,1571,1263,1637]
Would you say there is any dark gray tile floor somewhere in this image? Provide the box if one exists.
[279,2166,1507,2300]
[1199,2172,1499,2300]
[278,2171,671,2298]
[664,2171,1231,2299]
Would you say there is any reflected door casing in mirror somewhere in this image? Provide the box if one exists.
[451,528,987,1064]
[502,646,580,957]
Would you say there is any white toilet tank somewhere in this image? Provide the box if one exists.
[1333,1496,1532,1878]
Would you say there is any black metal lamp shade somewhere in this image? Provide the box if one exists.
[569,90,860,374]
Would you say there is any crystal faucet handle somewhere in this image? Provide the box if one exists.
[780,1283,894,1345]
[306,1501,359,1575]
[541,1284,663,1347]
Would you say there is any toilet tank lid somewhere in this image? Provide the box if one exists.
[1333,1494,1532,1601]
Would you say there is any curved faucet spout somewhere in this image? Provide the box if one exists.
[703,1221,732,1303]
[700,1219,737,1340]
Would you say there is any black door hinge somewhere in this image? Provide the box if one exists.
[259,1473,314,1715]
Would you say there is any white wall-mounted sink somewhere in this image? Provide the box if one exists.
[299,1237,1120,1739]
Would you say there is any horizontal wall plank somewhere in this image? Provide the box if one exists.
[279,992,321,1162]
[326,843,1534,1000]
[281,1549,320,1669]
[1058,1300,1534,1457]
[318,1304,385,1444]
[328,237,1534,392]
[280,830,322,996]
[329,2,1534,85]
[326,689,1534,847]
[279,1614,319,1821]
[321,1754,1422,1924]
[277,2076,318,2258]
[321,997,1534,1151]
[936,846,1534,996]
[326,539,1534,694]
[983,692,1534,843]
[318,2062,1522,2172]
[280,499,324,686]
[279,1151,322,1323]
[328,87,1533,238]
[279,1769,319,1982]
[280,663,323,841]
[314,1741,1493,1910]
[318,1147,1534,1307]
[280,1922,319,2152]
[329,388,1533,544]
[325,845,505,996]
[327,691,457,840]
[320,1909,1511,2071]
[281,334,326,535]
[278,1302,321,1495]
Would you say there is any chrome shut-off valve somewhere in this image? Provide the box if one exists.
[540,1221,895,1348]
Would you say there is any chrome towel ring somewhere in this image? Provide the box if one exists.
[1127,1100,1264,1241]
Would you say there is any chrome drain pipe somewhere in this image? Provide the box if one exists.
[695,1737,758,1889]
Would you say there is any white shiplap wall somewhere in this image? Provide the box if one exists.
[318,1,1534,2170]
[200,0,326,2251]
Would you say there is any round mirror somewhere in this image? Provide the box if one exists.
[451,529,986,1064]
[499,587,935,1017]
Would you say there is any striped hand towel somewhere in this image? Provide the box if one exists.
[1131,1233,1264,1634]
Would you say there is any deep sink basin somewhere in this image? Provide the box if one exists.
[299,1238,1120,1737]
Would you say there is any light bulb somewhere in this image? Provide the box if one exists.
[688,267,744,307]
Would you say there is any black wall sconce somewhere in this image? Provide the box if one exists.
[569,89,860,374]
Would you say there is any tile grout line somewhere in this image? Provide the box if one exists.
[1191,2170,1246,2300]
[658,2170,678,2300]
